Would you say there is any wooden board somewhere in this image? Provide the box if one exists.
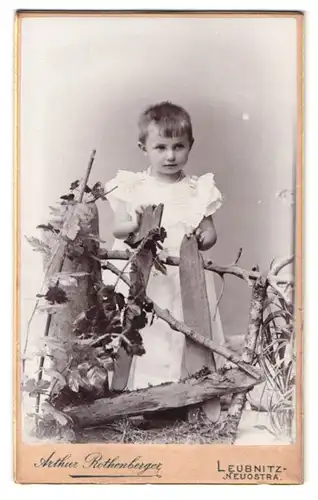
[179,235,220,422]
[125,205,162,247]
[65,368,263,428]
[111,204,164,391]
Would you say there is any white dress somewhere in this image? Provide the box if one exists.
[103,169,224,389]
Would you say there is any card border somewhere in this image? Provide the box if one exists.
[13,10,304,485]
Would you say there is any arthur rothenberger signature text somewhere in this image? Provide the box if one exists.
[34,451,163,476]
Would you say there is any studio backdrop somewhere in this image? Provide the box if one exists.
[20,15,296,340]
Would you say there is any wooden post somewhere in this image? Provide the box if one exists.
[221,275,267,442]
[105,254,263,379]
[48,204,101,344]
[111,204,164,391]
[40,203,103,396]
[179,235,220,422]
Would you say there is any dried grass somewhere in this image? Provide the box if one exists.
[75,412,230,444]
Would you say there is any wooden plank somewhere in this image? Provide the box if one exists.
[125,204,163,246]
[65,368,263,428]
[179,234,220,422]
[111,204,164,391]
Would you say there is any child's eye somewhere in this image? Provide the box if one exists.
[175,144,185,150]
[155,145,166,151]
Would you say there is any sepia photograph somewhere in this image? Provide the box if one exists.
[15,10,303,484]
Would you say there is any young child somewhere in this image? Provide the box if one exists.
[104,101,224,389]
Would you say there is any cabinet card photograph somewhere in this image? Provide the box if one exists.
[14,10,303,484]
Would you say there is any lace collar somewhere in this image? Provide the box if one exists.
[145,167,197,189]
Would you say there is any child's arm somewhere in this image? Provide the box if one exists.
[112,200,138,239]
[194,215,217,251]
[112,201,148,240]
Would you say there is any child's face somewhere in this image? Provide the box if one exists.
[139,123,192,176]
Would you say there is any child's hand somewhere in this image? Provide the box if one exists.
[133,204,152,230]
[135,204,149,218]
[194,227,204,245]
[185,225,202,240]
[185,225,196,238]
[185,226,209,248]
[187,217,217,251]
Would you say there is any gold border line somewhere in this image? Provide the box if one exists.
[14,12,21,481]
[13,10,304,484]
[16,10,303,19]
[295,13,304,481]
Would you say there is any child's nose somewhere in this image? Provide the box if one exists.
[166,149,176,160]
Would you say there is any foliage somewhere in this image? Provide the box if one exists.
[37,286,69,304]
[24,176,297,445]
[24,178,166,433]
[25,236,51,256]
[256,282,295,441]
[67,179,108,203]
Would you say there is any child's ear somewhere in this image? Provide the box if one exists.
[189,138,195,150]
[138,141,147,154]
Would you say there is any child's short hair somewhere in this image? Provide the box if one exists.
[138,101,194,144]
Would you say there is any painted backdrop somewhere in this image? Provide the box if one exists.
[20,15,296,341]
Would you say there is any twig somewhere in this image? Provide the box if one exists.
[155,306,261,379]
[105,185,118,197]
[35,313,54,413]
[35,258,65,413]
[213,275,225,321]
[113,233,151,290]
[234,247,243,265]
[99,250,293,285]
[86,330,132,349]
[217,247,243,267]
[104,261,262,380]
[22,237,65,372]
[270,256,294,276]
[78,149,96,202]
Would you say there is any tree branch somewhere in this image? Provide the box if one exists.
[213,275,225,321]
[269,256,294,276]
[99,249,293,285]
[104,261,262,380]
[220,274,268,443]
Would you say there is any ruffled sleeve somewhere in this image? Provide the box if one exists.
[196,173,223,217]
[105,170,146,214]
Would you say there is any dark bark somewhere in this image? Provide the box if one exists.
[64,368,264,428]
[220,275,267,442]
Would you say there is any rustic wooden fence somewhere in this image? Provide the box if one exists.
[23,165,294,443]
